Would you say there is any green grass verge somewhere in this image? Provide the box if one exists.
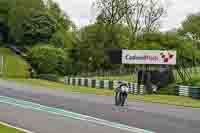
[0,124,25,133]
[4,78,200,108]
[0,48,30,78]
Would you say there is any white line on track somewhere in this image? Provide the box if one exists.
[0,96,155,133]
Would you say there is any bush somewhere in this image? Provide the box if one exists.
[29,45,71,75]
[37,74,59,82]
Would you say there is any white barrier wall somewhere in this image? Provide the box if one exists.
[81,78,85,86]
[64,77,200,97]
[88,78,92,87]
[64,77,145,95]
[75,78,79,85]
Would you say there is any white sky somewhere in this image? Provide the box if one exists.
[53,0,200,31]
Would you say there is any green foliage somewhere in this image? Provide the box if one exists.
[47,0,73,31]
[47,0,74,49]
[50,31,66,48]
[136,32,181,50]
[7,0,45,42]
[50,31,73,48]
[29,45,70,75]
[180,13,200,40]
[180,76,200,86]
[75,23,129,71]
[0,0,8,23]
[0,0,9,42]
[3,0,73,46]
[14,11,57,45]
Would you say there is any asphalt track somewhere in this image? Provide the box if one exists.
[0,80,200,133]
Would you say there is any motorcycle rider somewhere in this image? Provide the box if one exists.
[115,81,129,106]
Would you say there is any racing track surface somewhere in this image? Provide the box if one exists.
[0,80,200,133]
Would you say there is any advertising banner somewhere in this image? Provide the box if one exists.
[122,50,176,65]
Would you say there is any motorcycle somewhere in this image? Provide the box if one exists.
[115,82,129,106]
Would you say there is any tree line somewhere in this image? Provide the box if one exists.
[0,0,200,77]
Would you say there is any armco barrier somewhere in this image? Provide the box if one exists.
[64,77,145,95]
[177,85,200,99]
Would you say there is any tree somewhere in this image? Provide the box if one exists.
[143,0,165,33]
[47,0,74,31]
[50,30,74,48]
[75,23,129,72]
[180,12,200,41]
[0,0,9,42]
[7,0,45,43]
[0,0,8,24]
[95,0,128,25]
[20,11,57,45]
[94,0,166,48]
[47,0,75,49]
[125,0,165,47]
[93,0,131,50]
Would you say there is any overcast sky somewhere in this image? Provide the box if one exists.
[53,0,200,31]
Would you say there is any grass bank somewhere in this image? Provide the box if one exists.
[0,48,30,78]
[0,123,25,133]
[4,78,200,108]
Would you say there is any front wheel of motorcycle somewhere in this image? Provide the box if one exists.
[120,93,127,106]
[115,91,121,106]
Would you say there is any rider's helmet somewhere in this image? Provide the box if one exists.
[117,81,129,93]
